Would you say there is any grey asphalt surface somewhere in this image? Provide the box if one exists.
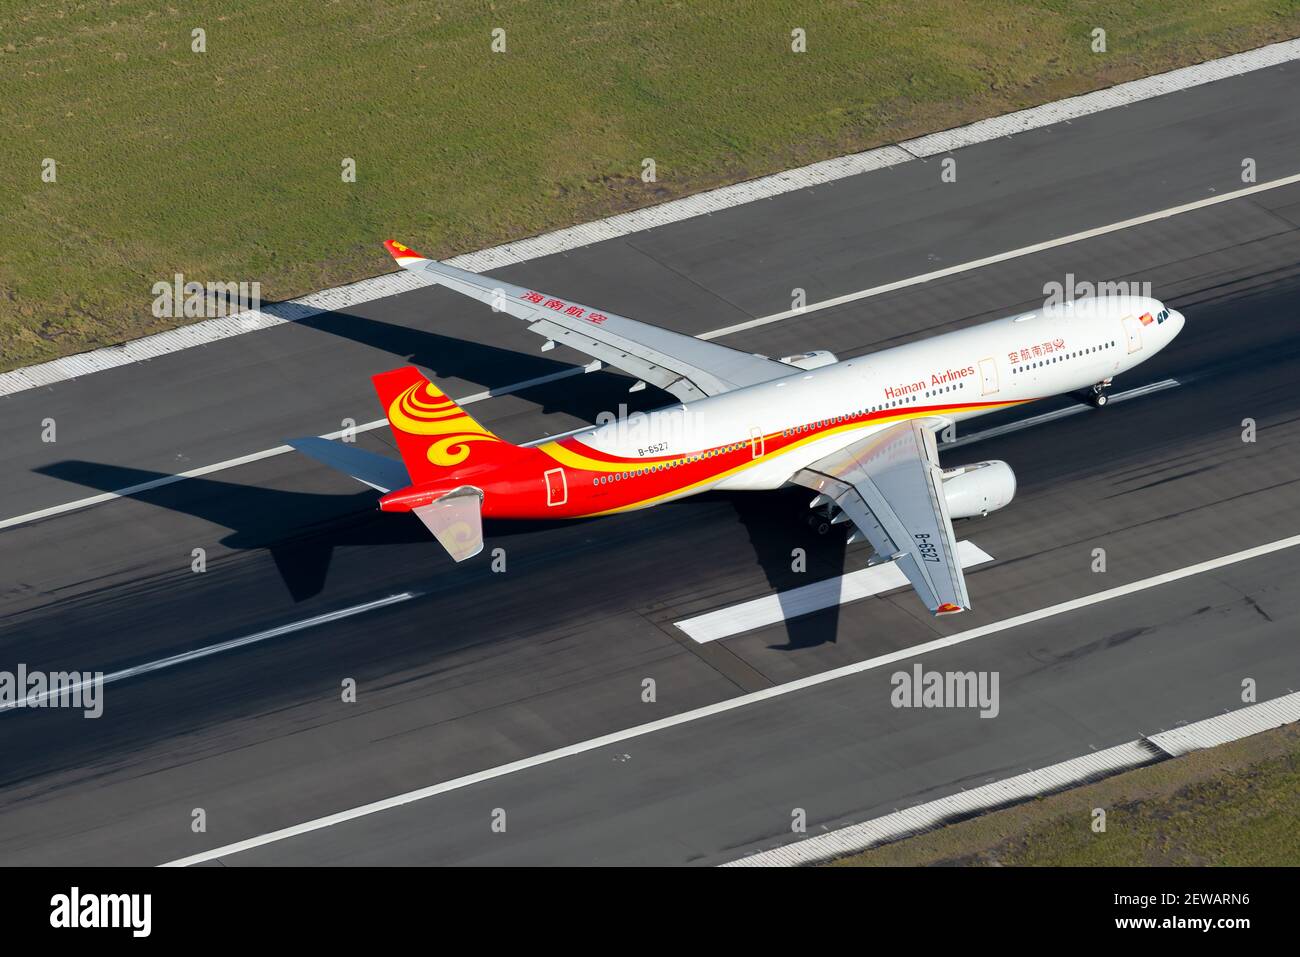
[2,62,1299,866]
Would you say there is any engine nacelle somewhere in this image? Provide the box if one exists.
[778,350,837,370]
[941,460,1016,519]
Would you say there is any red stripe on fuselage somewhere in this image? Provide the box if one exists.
[469,397,1029,520]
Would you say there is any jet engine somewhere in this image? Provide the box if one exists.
[778,350,837,370]
[940,460,1016,519]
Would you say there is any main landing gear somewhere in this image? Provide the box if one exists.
[807,511,832,535]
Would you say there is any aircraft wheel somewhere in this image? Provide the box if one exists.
[807,513,831,535]
[1092,392,1109,408]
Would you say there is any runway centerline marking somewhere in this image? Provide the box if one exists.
[161,530,1300,866]
[676,541,995,643]
[8,171,1294,533]
[944,378,1182,449]
[1,592,415,713]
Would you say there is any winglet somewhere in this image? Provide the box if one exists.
[384,239,430,267]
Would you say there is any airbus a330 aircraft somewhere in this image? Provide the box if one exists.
[290,240,1184,616]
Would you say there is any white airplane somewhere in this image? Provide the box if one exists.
[291,240,1184,616]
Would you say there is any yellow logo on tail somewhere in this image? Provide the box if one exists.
[387,381,502,467]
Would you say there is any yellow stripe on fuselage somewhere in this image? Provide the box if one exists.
[536,440,673,473]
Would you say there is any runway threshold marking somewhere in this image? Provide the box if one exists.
[161,530,1300,867]
[0,592,414,713]
[9,170,1295,534]
[676,541,995,643]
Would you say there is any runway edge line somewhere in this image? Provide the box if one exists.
[724,690,1300,866]
[5,37,1300,398]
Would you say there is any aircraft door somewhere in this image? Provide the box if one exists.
[1123,315,1144,353]
[977,357,999,395]
[544,467,567,507]
[750,426,765,458]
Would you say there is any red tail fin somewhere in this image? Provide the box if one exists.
[371,367,509,485]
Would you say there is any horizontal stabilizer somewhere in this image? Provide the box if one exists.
[288,437,411,493]
[413,486,484,562]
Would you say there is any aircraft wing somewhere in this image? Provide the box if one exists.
[792,419,971,616]
[384,240,794,401]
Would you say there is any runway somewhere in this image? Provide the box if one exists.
[2,61,1300,865]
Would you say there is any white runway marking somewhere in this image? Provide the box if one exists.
[676,541,995,643]
[727,689,1300,866]
[161,530,1300,867]
[1,592,414,712]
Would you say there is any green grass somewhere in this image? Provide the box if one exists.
[4,0,1300,369]
[830,724,1300,866]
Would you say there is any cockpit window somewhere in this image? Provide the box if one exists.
[1156,308,1169,324]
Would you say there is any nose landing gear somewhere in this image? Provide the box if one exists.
[1082,377,1113,408]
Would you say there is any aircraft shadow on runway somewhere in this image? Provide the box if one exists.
[31,310,693,604]
[37,458,856,649]
[34,460,568,604]
[725,488,851,650]
[32,299,882,640]
[36,460,429,601]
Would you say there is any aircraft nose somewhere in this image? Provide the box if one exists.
[1169,309,1185,336]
